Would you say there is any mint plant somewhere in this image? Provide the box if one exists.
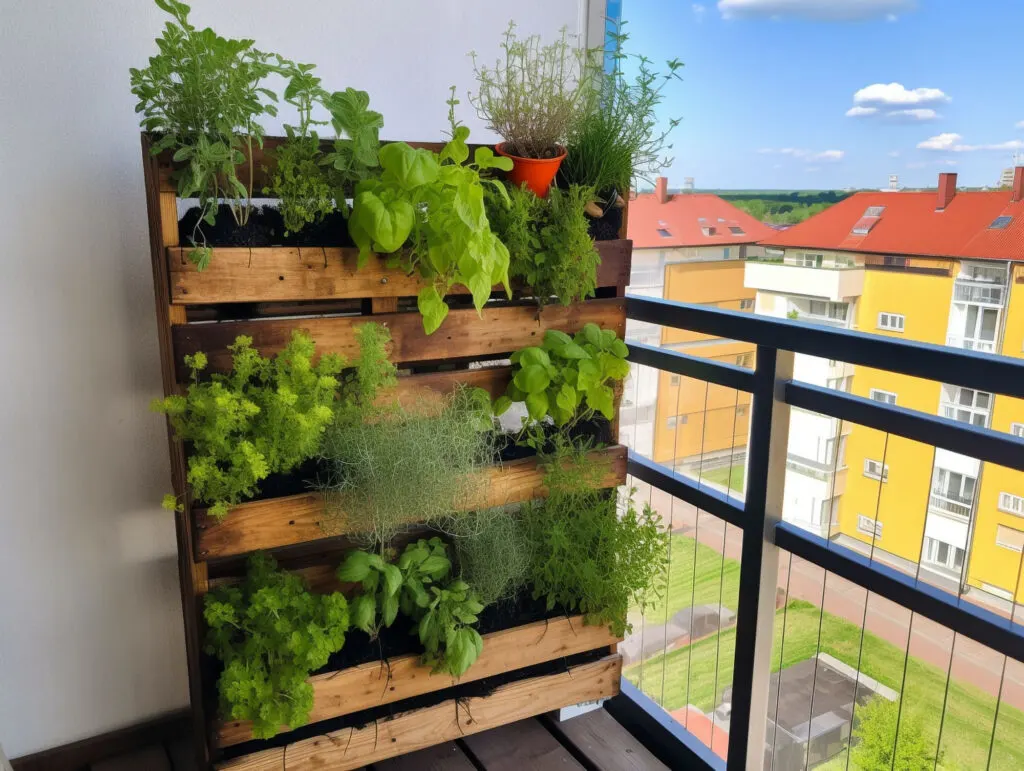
[494,324,630,429]
[203,553,350,739]
[348,90,514,334]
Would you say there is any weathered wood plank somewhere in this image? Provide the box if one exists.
[167,241,631,305]
[172,299,625,380]
[544,709,669,771]
[460,719,585,771]
[195,445,627,561]
[214,656,622,771]
[216,615,621,747]
[370,742,475,771]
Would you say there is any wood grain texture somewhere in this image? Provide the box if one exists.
[167,241,631,305]
[195,445,627,561]
[460,719,584,771]
[543,709,669,771]
[214,656,622,771]
[172,298,626,380]
[216,615,621,747]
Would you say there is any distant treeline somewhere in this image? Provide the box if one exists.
[719,191,851,225]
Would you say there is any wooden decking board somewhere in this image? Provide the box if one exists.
[544,709,670,771]
[459,719,585,770]
[370,742,476,770]
[91,745,171,771]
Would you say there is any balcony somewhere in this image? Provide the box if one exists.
[953,281,1005,306]
[744,261,864,303]
[947,334,996,353]
[619,296,1024,770]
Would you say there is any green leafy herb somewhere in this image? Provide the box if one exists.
[336,550,404,637]
[348,89,513,334]
[152,325,393,519]
[485,182,600,306]
[414,579,485,677]
[203,553,349,739]
[450,508,532,608]
[495,324,630,430]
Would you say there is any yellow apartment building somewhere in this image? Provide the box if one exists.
[759,170,1024,605]
[623,178,774,471]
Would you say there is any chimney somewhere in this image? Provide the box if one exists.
[655,176,670,204]
[936,172,957,210]
[1013,166,1024,203]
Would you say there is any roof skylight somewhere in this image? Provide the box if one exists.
[990,216,1013,230]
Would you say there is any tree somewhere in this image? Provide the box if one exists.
[851,697,939,771]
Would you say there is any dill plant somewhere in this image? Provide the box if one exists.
[484,182,600,307]
[318,385,498,546]
[450,507,532,607]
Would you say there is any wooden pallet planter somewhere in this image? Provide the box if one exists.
[216,655,622,770]
[143,134,632,770]
[217,615,621,747]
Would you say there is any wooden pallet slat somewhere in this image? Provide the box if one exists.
[217,615,621,747]
[195,445,627,561]
[215,656,622,771]
[168,240,631,305]
[171,299,626,380]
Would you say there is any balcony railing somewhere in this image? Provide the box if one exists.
[953,282,1004,305]
[946,334,996,352]
[928,491,973,519]
[612,296,1024,771]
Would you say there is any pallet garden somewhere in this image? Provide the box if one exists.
[136,2,678,768]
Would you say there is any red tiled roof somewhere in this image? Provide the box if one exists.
[760,189,1024,261]
[628,192,776,249]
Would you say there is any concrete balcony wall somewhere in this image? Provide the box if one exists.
[745,262,865,302]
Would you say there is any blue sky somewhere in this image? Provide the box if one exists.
[624,0,1024,190]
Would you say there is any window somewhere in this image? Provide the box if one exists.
[737,405,748,417]
[990,216,1013,230]
[670,375,680,386]
[825,435,848,467]
[657,228,672,238]
[729,226,745,235]
[666,415,688,429]
[870,389,897,405]
[923,537,965,572]
[740,298,754,310]
[857,515,882,538]
[826,376,851,392]
[797,253,824,268]
[736,353,753,368]
[877,312,905,332]
[863,458,889,481]
[1011,423,1024,438]
[998,492,1024,516]
[864,205,886,217]
[996,525,1024,553]
[940,386,992,428]
[883,255,907,267]
[723,247,732,259]
[807,301,849,321]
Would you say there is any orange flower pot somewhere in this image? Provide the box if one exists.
[495,143,567,199]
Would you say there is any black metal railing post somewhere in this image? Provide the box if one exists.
[727,346,793,770]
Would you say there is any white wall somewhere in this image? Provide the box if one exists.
[0,0,595,757]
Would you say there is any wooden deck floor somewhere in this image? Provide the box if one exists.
[90,708,669,771]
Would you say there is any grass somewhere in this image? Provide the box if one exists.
[700,464,746,494]
[625,600,1024,770]
[634,534,741,625]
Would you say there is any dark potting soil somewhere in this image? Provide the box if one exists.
[178,204,355,248]
[218,643,607,761]
[588,203,623,242]
[495,417,615,463]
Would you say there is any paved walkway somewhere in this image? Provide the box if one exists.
[636,481,1024,713]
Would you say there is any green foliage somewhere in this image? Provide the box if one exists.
[336,550,404,636]
[484,182,600,306]
[203,553,349,739]
[131,0,287,256]
[349,90,513,334]
[414,578,485,677]
[450,508,532,607]
[152,325,393,519]
[852,697,940,771]
[731,198,833,225]
[494,325,630,429]
[524,448,667,636]
[561,21,683,195]
[469,22,594,158]
[396,537,454,616]
[319,385,497,546]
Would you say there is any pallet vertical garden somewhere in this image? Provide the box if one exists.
[142,135,637,770]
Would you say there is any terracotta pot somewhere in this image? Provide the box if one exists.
[495,143,567,198]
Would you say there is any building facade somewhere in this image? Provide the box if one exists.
[623,179,772,477]
[757,170,1024,605]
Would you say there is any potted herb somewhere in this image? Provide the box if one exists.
[469,23,594,197]
[560,22,683,240]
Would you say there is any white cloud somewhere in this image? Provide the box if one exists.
[718,0,914,20]
[846,106,879,117]
[758,148,844,162]
[886,108,939,121]
[886,13,899,22]
[1017,120,1024,130]
[918,132,1024,152]
[853,83,950,107]
[888,151,901,158]
[813,150,845,161]
[693,3,707,21]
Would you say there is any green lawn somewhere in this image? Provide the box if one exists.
[625,600,1024,770]
[635,534,740,624]
[700,464,746,493]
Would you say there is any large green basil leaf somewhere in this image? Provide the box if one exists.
[380,142,439,189]
[514,365,551,394]
[417,285,450,335]
[351,190,413,254]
